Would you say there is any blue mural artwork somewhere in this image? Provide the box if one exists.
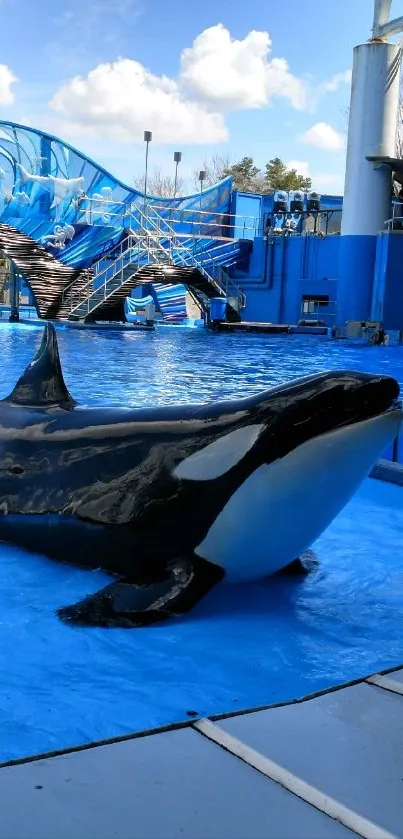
[0,120,234,274]
[0,121,249,321]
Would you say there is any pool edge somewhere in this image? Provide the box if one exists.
[2,660,403,771]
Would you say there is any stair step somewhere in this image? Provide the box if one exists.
[63,223,242,322]
[0,222,92,319]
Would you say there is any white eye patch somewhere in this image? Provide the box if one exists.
[173,424,264,481]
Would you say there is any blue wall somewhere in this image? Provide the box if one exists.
[231,192,343,242]
[233,235,340,325]
[371,232,403,329]
[231,192,263,239]
[337,235,377,326]
[232,229,403,330]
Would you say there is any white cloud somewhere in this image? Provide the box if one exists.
[298,122,346,151]
[49,59,227,144]
[286,160,311,178]
[0,64,17,105]
[286,160,344,194]
[322,70,352,93]
[180,24,308,111]
[48,23,310,145]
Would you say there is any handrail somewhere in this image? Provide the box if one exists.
[300,298,337,327]
[61,266,92,304]
[384,200,403,231]
[135,204,226,297]
[66,202,246,317]
[73,196,260,239]
[61,234,142,305]
[61,240,132,305]
[152,203,258,225]
[150,204,260,238]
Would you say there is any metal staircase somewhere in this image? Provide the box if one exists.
[0,223,92,319]
[63,205,246,323]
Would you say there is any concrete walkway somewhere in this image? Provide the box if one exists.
[1,667,402,839]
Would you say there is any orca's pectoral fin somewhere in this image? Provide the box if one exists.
[275,550,319,577]
[56,557,224,628]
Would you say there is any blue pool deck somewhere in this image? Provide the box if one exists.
[1,323,403,837]
[1,473,403,839]
[1,665,403,839]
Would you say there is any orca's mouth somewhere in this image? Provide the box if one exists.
[340,397,402,431]
[273,373,402,453]
[366,396,402,420]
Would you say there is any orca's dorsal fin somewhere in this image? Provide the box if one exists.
[4,322,76,410]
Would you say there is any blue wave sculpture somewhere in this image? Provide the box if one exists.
[0,120,233,269]
[0,121,242,321]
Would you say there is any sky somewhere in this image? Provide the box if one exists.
[0,0,399,195]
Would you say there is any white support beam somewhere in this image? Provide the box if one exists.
[373,0,392,35]
[373,15,403,39]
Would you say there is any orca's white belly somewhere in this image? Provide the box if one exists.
[195,410,402,582]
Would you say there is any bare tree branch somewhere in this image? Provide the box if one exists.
[192,153,231,189]
[132,166,185,198]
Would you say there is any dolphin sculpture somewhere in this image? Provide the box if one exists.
[0,323,400,628]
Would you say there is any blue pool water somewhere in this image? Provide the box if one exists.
[1,322,403,762]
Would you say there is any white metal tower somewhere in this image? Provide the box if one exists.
[338,1,403,323]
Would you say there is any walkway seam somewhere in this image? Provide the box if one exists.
[366,674,403,695]
[193,718,399,839]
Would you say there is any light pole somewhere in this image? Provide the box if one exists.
[198,170,206,206]
[143,130,152,212]
[173,151,182,199]
[198,170,206,234]
[8,259,19,323]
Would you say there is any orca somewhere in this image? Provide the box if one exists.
[0,323,400,628]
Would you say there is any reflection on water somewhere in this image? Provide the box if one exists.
[1,322,402,409]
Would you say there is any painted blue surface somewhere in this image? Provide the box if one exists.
[371,231,387,325]
[371,232,403,329]
[234,235,340,324]
[152,283,188,322]
[337,235,377,325]
[231,192,263,239]
[210,297,227,320]
[320,195,343,211]
[1,323,403,761]
[0,120,235,276]
[0,121,246,326]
